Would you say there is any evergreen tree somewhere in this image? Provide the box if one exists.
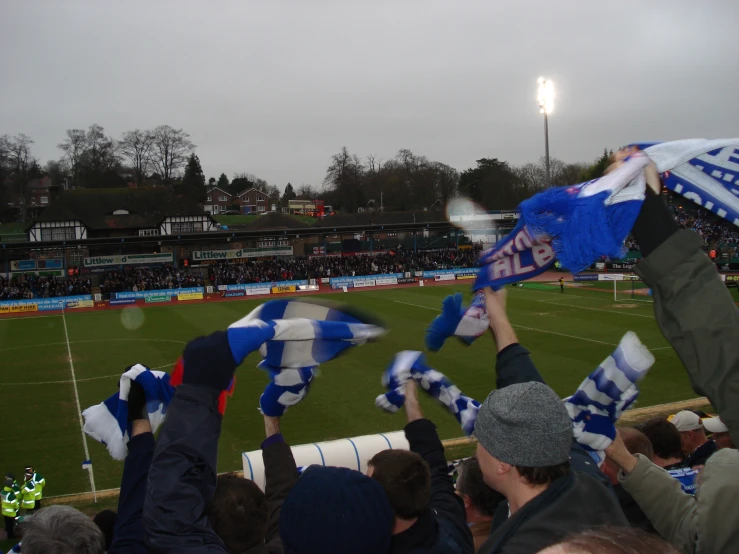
[180,153,206,203]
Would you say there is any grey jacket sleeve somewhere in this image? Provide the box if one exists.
[619,454,697,554]
[635,229,739,446]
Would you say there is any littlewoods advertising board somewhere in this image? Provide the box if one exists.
[84,253,173,268]
[192,247,293,261]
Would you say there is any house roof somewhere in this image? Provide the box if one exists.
[237,188,267,198]
[206,187,231,197]
[34,188,210,230]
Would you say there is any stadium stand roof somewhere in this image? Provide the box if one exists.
[34,188,208,231]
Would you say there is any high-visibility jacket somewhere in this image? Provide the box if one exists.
[20,481,36,509]
[2,486,20,517]
[28,473,45,500]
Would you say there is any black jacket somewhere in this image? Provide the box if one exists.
[110,431,155,554]
[685,440,717,468]
[143,385,290,553]
[391,419,474,554]
[480,471,627,554]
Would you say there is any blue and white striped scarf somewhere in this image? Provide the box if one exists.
[375,351,480,435]
[235,299,386,417]
[564,331,654,465]
[426,292,488,352]
[82,364,175,460]
[377,332,654,457]
[638,139,739,226]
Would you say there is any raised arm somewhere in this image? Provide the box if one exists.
[109,381,155,554]
[261,415,299,552]
[483,287,545,388]
[402,381,474,550]
[143,332,236,553]
[631,173,739,447]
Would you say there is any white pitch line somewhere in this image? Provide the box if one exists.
[393,300,617,346]
[0,314,61,321]
[61,309,97,501]
[0,363,175,386]
[526,298,653,319]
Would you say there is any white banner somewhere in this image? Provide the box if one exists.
[206,286,214,293]
[246,287,271,296]
[598,274,624,281]
[375,277,398,286]
[320,277,330,284]
[353,279,376,288]
[434,274,456,282]
[84,253,173,268]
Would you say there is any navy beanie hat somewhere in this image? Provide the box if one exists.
[280,466,394,554]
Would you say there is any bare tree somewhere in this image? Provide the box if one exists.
[150,125,195,182]
[296,184,318,198]
[6,134,35,220]
[119,129,154,185]
[82,124,119,176]
[58,129,87,187]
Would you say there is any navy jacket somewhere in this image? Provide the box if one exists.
[390,418,474,554]
[110,431,155,554]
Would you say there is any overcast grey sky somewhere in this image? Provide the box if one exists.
[1,0,738,190]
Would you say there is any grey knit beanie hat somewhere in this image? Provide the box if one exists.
[475,381,572,467]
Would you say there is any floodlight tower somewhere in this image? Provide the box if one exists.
[537,77,555,186]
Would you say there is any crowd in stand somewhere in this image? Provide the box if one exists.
[0,274,91,300]
[207,249,476,285]
[99,265,204,295]
[671,201,739,247]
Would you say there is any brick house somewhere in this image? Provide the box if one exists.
[204,187,233,214]
[237,188,269,214]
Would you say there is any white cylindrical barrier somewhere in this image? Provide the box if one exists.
[242,430,410,490]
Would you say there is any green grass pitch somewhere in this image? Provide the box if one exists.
[0,282,695,498]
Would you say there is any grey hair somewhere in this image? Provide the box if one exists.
[20,505,105,554]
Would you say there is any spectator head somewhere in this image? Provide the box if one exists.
[92,510,116,551]
[601,427,653,485]
[637,418,684,466]
[20,505,106,554]
[539,525,680,553]
[474,382,573,498]
[207,473,269,553]
[455,457,505,523]
[24,466,34,481]
[367,450,430,533]
[4,474,15,487]
[703,416,734,450]
[280,465,394,554]
[670,410,708,454]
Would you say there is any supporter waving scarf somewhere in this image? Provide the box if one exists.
[83,299,385,459]
[377,332,654,458]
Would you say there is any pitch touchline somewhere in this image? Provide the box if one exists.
[61,309,98,500]
[0,363,175,386]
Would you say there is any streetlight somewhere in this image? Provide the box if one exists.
[537,77,555,186]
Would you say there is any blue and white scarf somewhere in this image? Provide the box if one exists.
[425,292,488,352]
[638,139,739,226]
[377,332,653,456]
[564,331,654,465]
[375,351,480,435]
[82,364,175,460]
[475,154,650,290]
[237,299,386,416]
